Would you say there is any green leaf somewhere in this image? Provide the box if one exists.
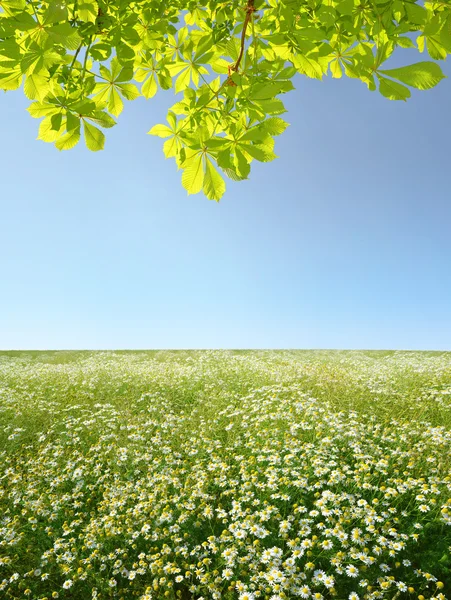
[78,0,98,24]
[51,113,63,131]
[241,143,276,162]
[181,154,204,195]
[396,37,415,50]
[175,67,190,94]
[426,36,448,61]
[55,123,81,150]
[203,158,226,201]
[250,80,294,100]
[378,76,411,101]
[87,111,116,129]
[210,58,230,74]
[0,68,23,91]
[148,124,174,138]
[158,70,172,90]
[37,116,64,142]
[163,136,179,158]
[379,62,445,91]
[405,2,427,25]
[23,73,49,102]
[66,112,79,131]
[292,54,325,80]
[234,147,250,179]
[417,35,425,53]
[83,121,105,151]
[43,2,68,25]
[27,102,59,118]
[240,128,267,143]
[252,98,287,115]
[330,59,342,79]
[337,0,354,16]
[222,167,248,182]
[142,75,158,99]
[117,83,140,101]
[261,117,289,136]
[108,87,124,117]
[48,24,82,51]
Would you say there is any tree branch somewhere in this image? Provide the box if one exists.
[232,0,256,73]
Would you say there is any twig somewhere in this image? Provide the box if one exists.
[231,0,256,73]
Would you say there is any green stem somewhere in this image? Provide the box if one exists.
[86,69,109,81]
[27,0,40,24]
[81,36,93,81]
[69,44,83,71]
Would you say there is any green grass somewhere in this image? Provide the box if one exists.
[0,350,450,600]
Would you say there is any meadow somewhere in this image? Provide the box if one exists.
[0,350,450,600]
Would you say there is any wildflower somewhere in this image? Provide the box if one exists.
[239,593,255,600]
[346,565,359,578]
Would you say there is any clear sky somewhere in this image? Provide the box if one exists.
[1,51,450,350]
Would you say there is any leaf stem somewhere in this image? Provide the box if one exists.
[81,36,93,81]
[86,69,109,81]
[27,0,40,25]
[70,44,83,71]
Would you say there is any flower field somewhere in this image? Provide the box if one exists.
[0,350,450,600]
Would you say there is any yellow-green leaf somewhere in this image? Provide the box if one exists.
[175,68,190,94]
[27,102,59,118]
[330,59,342,79]
[24,73,49,102]
[181,154,204,195]
[37,116,64,142]
[379,62,445,91]
[78,0,98,23]
[142,75,158,99]
[117,83,140,100]
[378,76,411,101]
[163,136,179,158]
[84,121,105,151]
[292,54,324,80]
[0,68,22,91]
[203,158,226,201]
[55,124,81,150]
[426,36,448,61]
[148,124,173,138]
[108,87,124,117]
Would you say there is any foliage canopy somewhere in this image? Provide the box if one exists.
[1,0,450,200]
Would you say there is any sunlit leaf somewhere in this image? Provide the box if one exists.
[203,158,226,201]
[378,75,411,101]
[1,0,449,200]
[181,154,204,195]
[84,120,105,151]
[379,62,445,90]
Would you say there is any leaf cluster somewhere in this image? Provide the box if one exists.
[1,0,449,200]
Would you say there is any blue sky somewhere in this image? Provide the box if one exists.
[1,52,450,350]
